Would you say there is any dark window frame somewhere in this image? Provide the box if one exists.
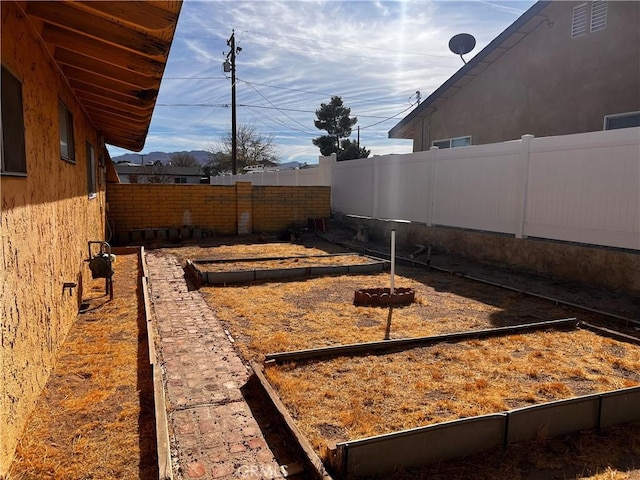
[86,141,97,198]
[1,65,27,176]
[59,99,75,163]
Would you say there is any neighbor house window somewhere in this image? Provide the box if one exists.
[86,141,97,198]
[59,99,75,162]
[432,136,472,149]
[1,65,27,175]
[174,177,187,183]
[604,112,640,130]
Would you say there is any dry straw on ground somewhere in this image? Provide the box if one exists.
[8,253,156,480]
[188,239,640,479]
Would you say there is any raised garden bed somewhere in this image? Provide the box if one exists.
[263,324,640,478]
[186,253,389,286]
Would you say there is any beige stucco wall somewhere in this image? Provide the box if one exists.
[413,1,640,149]
[1,3,106,474]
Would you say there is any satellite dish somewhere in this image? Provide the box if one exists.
[448,33,476,64]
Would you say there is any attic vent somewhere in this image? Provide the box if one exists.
[590,0,607,32]
[571,3,589,38]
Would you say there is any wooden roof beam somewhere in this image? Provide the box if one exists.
[42,25,166,75]
[27,2,170,58]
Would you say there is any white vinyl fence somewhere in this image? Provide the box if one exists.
[209,164,329,186]
[210,128,640,250]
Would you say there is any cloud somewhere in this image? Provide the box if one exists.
[108,0,534,163]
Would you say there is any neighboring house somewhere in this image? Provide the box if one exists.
[389,0,640,151]
[115,163,205,184]
[0,1,181,474]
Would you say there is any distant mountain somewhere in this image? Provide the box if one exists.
[111,150,210,165]
[111,151,310,170]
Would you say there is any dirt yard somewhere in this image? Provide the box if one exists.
[179,238,640,480]
[8,252,156,480]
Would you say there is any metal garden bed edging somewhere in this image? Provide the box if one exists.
[334,386,640,479]
[264,317,579,364]
[137,247,173,480]
[193,253,363,264]
[186,254,390,286]
[251,362,333,480]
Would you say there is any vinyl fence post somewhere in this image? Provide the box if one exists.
[427,146,438,226]
[372,155,380,219]
[516,134,534,239]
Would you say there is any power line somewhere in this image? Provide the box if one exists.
[240,79,316,134]
[360,104,417,130]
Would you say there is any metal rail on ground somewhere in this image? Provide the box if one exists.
[265,317,579,364]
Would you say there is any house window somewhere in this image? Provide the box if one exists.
[59,99,75,163]
[432,136,472,149]
[604,112,640,130]
[174,177,187,183]
[86,142,97,198]
[1,65,27,176]
[572,1,607,38]
[590,0,607,32]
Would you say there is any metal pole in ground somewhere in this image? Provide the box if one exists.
[390,229,396,294]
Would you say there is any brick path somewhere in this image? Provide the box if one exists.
[146,251,284,480]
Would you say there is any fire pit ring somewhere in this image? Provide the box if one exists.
[354,287,415,307]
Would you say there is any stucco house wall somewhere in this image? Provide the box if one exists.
[1,3,106,473]
[406,1,640,150]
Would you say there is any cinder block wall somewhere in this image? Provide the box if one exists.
[107,183,238,234]
[335,214,640,294]
[252,185,331,232]
[106,183,331,236]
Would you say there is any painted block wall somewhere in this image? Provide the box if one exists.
[106,184,331,235]
[1,3,106,474]
[106,183,239,235]
[251,185,331,232]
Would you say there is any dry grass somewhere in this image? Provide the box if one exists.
[263,329,640,456]
[8,253,156,480]
[163,238,337,264]
[202,266,603,362]
[195,253,381,272]
[190,240,640,479]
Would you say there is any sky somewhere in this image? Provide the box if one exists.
[106,0,536,164]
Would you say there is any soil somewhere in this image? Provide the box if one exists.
[8,252,156,480]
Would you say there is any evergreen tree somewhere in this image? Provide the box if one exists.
[338,139,370,161]
[312,96,358,157]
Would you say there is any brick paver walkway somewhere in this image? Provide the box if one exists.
[146,251,284,480]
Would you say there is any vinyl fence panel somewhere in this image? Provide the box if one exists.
[432,141,522,234]
[525,129,640,249]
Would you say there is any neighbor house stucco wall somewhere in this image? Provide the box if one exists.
[1,3,106,474]
[413,1,640,150]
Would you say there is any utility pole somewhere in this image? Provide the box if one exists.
[224,30,241,175]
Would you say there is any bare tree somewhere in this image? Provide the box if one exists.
[208,124,279,175]
[169,152,199,167]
